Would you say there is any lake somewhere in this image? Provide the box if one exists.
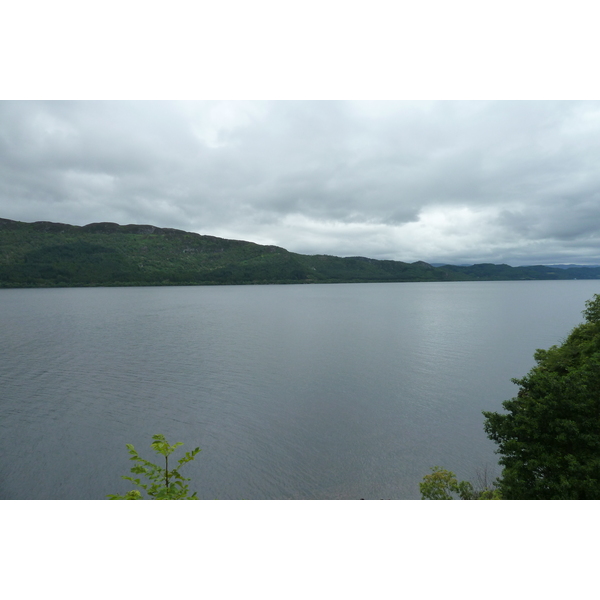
[1,280,598,500]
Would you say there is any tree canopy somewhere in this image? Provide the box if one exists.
[483,294,600,499]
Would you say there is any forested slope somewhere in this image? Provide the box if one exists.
[1,218,599,287]
[0,218,459,286]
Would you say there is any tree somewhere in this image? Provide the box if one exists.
[419,466,475,499]
[419,466,500,499]
[482,294,600,499]
[108,434,200,500]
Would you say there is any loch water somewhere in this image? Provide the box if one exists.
[1,280,598,500]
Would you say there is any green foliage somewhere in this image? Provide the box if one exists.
[420,466,473,500]
[419,466,501,500]
[477,488,502,500]
[108,434,200,500]
[420,466,455,499]
[583,294,600,323]
[483,294,600,499]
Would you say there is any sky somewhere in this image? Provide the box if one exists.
[2,100,600,266]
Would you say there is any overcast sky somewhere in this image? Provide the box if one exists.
[1,100,600,265]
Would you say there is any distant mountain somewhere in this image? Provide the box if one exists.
[433,262,600,269]
[438,263,600,281]
[524,264,600,269]
[1,218,599,287]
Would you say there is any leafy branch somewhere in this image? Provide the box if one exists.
[108,434,200,500]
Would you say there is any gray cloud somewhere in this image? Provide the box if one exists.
[1,100,600,265]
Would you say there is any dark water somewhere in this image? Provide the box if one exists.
[1,280,598,500]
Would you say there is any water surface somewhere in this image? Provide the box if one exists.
[1,280,598,499]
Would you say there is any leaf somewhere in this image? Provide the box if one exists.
[110,434,200,500]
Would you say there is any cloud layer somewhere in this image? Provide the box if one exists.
[1,100,599,265]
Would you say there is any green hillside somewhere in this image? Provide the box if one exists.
[439,263,600,280]
[1,218,599,287]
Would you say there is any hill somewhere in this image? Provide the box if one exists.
[0,218,463,287]
[439,263,600,281]
[1,218,599,287]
